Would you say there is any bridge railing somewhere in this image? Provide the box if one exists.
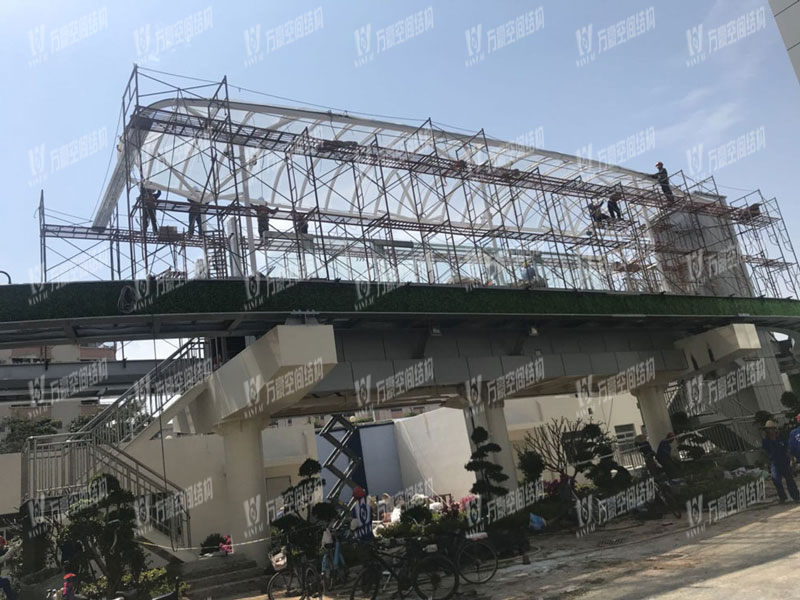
[21,432,191,550]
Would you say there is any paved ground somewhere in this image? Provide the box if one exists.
[235,497,800,600]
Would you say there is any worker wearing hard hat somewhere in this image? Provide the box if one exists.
[762,420,799,503]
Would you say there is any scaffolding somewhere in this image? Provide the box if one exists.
[36,67,800,301]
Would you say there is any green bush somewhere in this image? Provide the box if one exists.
[200,533,225,555]
[81,567,185,598]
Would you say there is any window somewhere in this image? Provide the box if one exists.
[614,424,636,451]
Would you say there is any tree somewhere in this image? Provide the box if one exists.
[0,417,61,453]
[57,474,146,599]
[519,417,630,498]
[464,426,509,503]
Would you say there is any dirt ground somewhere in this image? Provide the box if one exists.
[236,494,800,600]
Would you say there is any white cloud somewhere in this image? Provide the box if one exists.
[656,101,743,148]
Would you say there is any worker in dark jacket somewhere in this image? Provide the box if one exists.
[607,192,623,220]
[256,205,279,241]
[651,162,675,203]
[762,419,799,503]
[139,186,160,234]
[787,414,800,460]
[187,198,203,237]
[656,432,678,477]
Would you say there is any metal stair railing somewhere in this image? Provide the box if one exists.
[81,337,213,449]
[22,433,191,550]
[21,337,217,551]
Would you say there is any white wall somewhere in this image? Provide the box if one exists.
[393,408,475,501]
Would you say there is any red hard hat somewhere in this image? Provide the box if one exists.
[353,486,367,499]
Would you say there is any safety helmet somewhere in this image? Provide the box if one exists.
[353,486,367,499]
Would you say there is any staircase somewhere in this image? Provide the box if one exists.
[21,337,219,554]
[182,554,268,600]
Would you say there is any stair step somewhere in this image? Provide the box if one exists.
[186,575,269,600]
[187,566,264,589]
[181,555,259,580]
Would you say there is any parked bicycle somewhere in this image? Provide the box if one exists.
[434,529,498,585]
[320,524,349,593]
[350,536,458,600]
[267,534,322,600]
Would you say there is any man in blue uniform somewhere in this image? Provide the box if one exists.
[762,420,799,503]
[787,414,800,461]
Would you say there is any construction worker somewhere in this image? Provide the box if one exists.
[607,192,623,220]
[656,432,678,478]
[139,186,160,234]
[588,200,609,223]
[256,205,279,241]
[762,420,799,503]
[350,486,374,541]
[650,162,675,203]
[293,210,310,234]
[788,414,800,461]
[187,198,203,237]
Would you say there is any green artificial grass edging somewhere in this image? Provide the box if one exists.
[2,279,800,324]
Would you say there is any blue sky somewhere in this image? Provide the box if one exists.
[1,0,798,288]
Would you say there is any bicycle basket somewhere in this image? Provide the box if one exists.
[270,550,288,571]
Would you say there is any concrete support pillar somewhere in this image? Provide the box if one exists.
[635,385,672,450]
[464,402,518,491]
[219,418,268,565]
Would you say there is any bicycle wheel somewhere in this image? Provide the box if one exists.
[456,539,498,584]
[349,565,381,600]
[268,570,304,600]
[303,564,323,600]
[413,555,459,600]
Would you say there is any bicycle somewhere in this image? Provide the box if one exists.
[267,534,322,600]
[349,537,459,600]
[320,526,349,593]
[435,529,498,585]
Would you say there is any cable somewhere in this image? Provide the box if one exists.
[91,104,125,219]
